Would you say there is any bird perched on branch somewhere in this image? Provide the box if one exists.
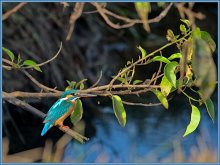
[41,94,79,136]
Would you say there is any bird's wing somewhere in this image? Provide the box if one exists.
[44,99,73,124]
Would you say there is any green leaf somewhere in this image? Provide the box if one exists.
[201,31,216,53]
[23,60,42,72]
[70,99,83,125]
[151,89,168,109]
[192,27,201,38]
[180,19,190,27]
[160,75,172,96]
[75,79,87,89]
[117,77,129,85]
[168,53,182,60]
[183,105,201,137]
[152,56,170,64]
[166,29,176,42]
[164,61,178,88]
[180,24,187,35]
[204,98,215,123]
[192,38,216,101]
[135,2,151,32]
[2,47,15,62]
[133,80,143,85]
[112,95,126,127]
[137,46,147,58]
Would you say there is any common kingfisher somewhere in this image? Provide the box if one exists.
[41,94,79,136]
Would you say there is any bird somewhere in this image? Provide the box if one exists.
[41,94,79,136]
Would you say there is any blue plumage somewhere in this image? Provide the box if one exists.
[41,123,52,136]
[41,96,78,136]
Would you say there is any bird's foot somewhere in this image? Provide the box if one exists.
[61,125,69,129]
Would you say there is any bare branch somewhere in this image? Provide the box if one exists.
[23,42,63,68]
[66,3,85,40]
[21,69,60,93]
[3,2,28,21]
[91,3,173,30]
[90,71,103,88]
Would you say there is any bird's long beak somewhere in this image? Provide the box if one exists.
[71,97,80,102]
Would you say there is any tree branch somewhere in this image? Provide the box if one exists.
[2,92,88,143]
[3,2,28,21]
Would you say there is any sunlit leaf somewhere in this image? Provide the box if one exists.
[75,79,87,89]
[133,80,143,85]
[2,47,15,62]
[137,46,147,58]
[164,61,178,88]
[160,75,172,96]
[204,98,215,123]
[166,29,176,42]
[183,105,200,137]
[180,24,187,35]
[152,56,170,64]
[112,95,126,127]
[201,31,216,53]
[23,60,42,72]
[168,53,182,60]
[192,27,201,38]
[180,19,190,27]
[117,77,129,85]
[135,2,151,32]
[70,99,83,125]
[151,89,168,109]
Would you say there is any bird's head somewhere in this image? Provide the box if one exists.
[65,95,79,104]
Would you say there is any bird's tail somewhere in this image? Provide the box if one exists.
[41,123,52,136]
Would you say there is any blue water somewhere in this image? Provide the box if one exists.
[62,98,218,163]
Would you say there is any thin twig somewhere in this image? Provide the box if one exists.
[3,2,28,21]
[122,101,164,107]
[21,69,60,93]
[90,71,103,88]
[66,3,85,40]
[91,3,173,30]
[23,42,63,68]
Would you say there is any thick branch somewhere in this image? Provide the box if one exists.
[2,92,88,143]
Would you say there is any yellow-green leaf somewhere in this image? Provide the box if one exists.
[152,56,170,64]
[180,19,190,27]
[151,89,168,109]
[23,60,42,72]
[168,53,182,60]
[2,47,15,62]
[133,80,143,85]
[135,2,151,32]
[180,24,187,35]
[204,98,215,123]
[137,46,147,58]
[164,61,178,88]
[70,99,83,125]
[183,105,200,137]
[160,75,172,96]
[166,29,176,42]
[112,95,126,127]
[201,31,216,53]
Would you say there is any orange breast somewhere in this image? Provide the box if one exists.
[54,105,75,126]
